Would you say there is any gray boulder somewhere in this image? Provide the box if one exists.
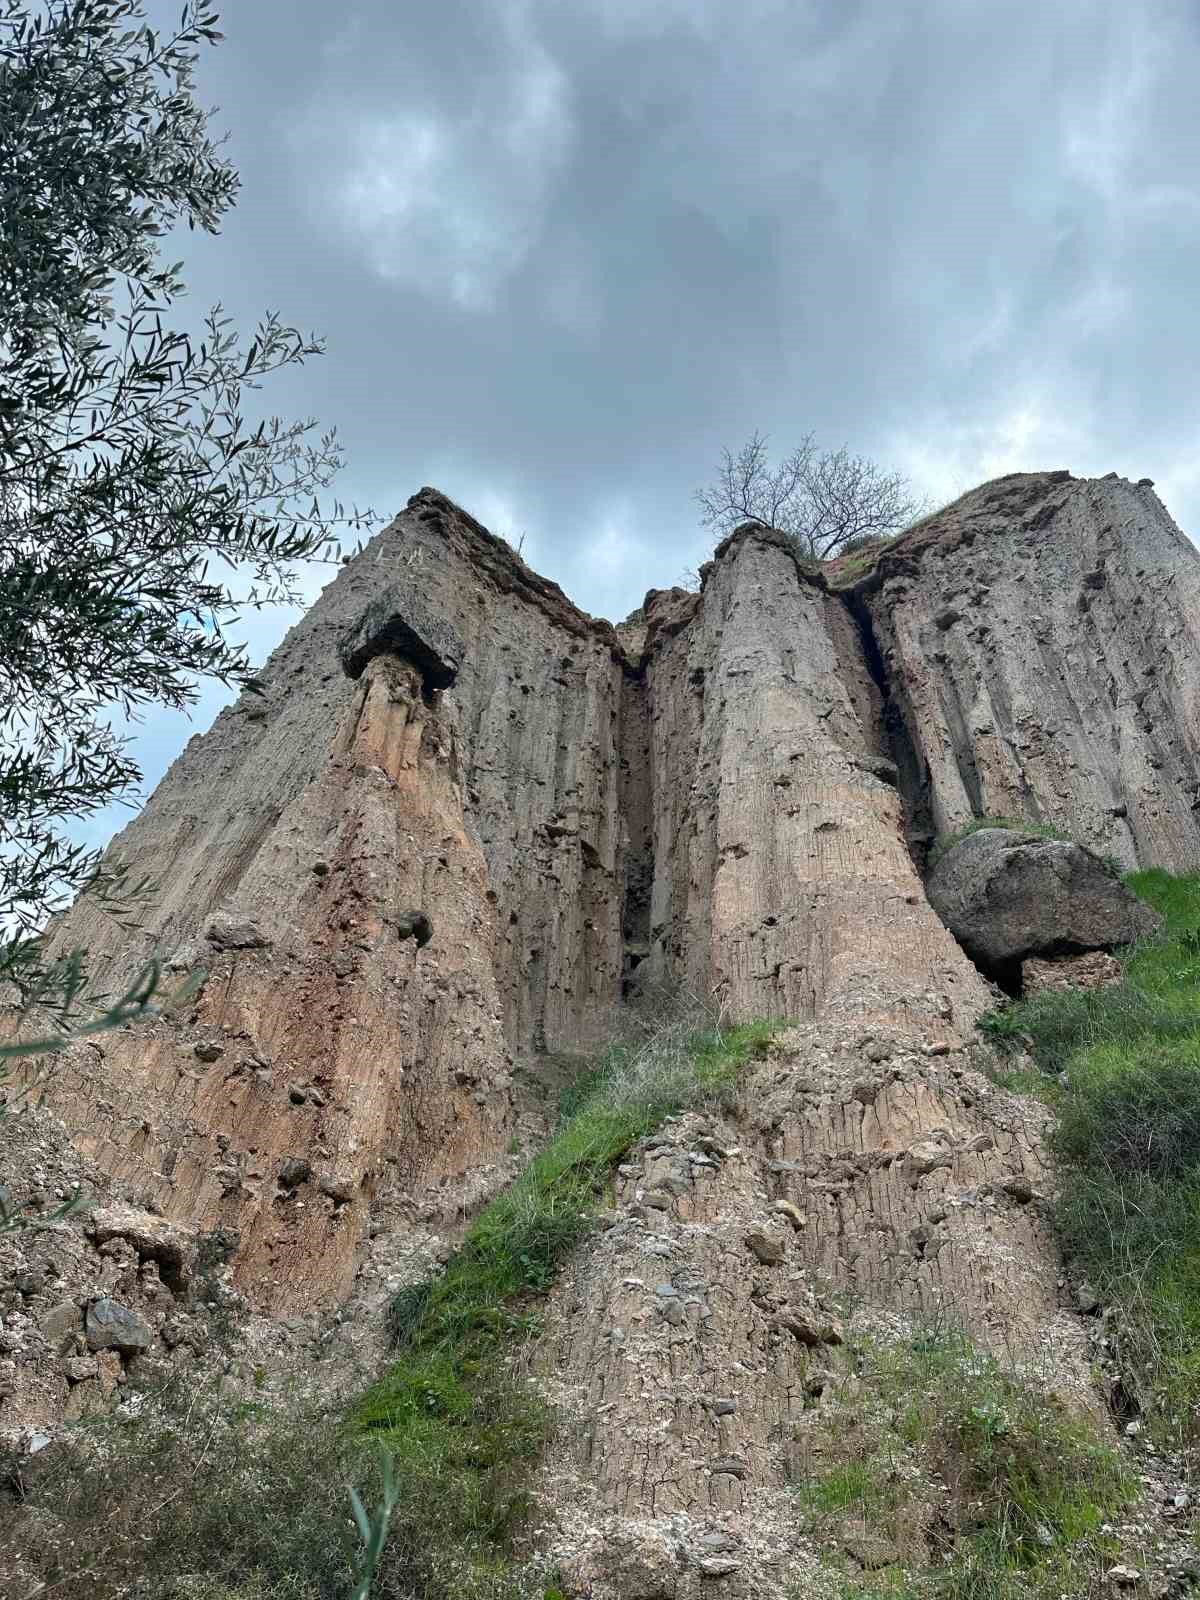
[927,828,1161,969]
[85,1298,154,1356]
[205,914,271,950]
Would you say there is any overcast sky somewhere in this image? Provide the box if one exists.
[87,0,1200,848]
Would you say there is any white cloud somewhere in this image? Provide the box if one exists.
[563,501,667,620]
[466,486,541,566]
[1059,10,1200,226]
[887,392,1095,510]
[1154,446,1200,547]
[299,11,572,310]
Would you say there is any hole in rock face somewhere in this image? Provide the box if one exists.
[154,1255,187,1298]
[941,929,1026,995]
[1107,1376,1140,1424]
[959,938,1119,1001]
[396,909,433,947]
[620,948,648,1001]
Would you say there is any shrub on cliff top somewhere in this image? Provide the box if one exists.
[695,430,922,559]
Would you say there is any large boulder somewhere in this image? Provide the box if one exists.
[927,828,1161,970]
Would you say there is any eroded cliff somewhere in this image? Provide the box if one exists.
[863,470,1200,870]
[637,531,987,1030]
[31,491,636,1314]
[21,471,1200,1327]
[9,469,1200,1594]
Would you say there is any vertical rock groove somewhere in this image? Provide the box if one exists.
[838,585,935,871]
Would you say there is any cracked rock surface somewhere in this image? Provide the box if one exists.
[865,470,1200,871]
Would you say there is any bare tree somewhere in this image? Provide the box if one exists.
[695,431,923,559]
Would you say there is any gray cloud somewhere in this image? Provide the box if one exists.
[90,0,1200,842]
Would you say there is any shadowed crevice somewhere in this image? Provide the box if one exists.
[840,587,934,873]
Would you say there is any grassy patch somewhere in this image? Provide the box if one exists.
[800,1459,887,1515]
[796,1326,1132,1600]
[821,533,898,586]
[3,1378,544,1600]
[979,870,1200,1444]
[977,868,1200,1082]
[1,1388,405,1600]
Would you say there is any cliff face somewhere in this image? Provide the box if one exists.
[26,472,1200,1334]
[640,534,987,1029]
[865,470,1200,869]
[35,492,635,1313]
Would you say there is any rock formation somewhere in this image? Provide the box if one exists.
[864,471,1200,871]
[9,467,1200,1588]
[635,531,982,1030]
[927,826,1162,975]
[22,472,1200,1311]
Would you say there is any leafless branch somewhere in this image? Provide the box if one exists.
[695,430,923,559]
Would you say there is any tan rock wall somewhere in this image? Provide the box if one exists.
[30,492,633,1311]
[50,490,633,1053]
[23,469,1200,1333]
[33,654,513,1314]
[641,533,992,1033]
[866,470,1200,869]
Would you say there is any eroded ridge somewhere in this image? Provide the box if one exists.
[537,1022,1089,1598]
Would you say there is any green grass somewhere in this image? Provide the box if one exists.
[821,533,898,587]
[350,1015,776,1579]
[800,1459,886,1515]
[799,1327,1132,1600]
[979,869,1200,1444]
[868,1330,1127,1560]
[1,1389,409,1600]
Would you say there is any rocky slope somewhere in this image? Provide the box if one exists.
[7,468,1200,1589]
[536,1020,1084,1595]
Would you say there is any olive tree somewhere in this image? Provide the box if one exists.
[696,430,921,559]
[0,1,372,1054]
